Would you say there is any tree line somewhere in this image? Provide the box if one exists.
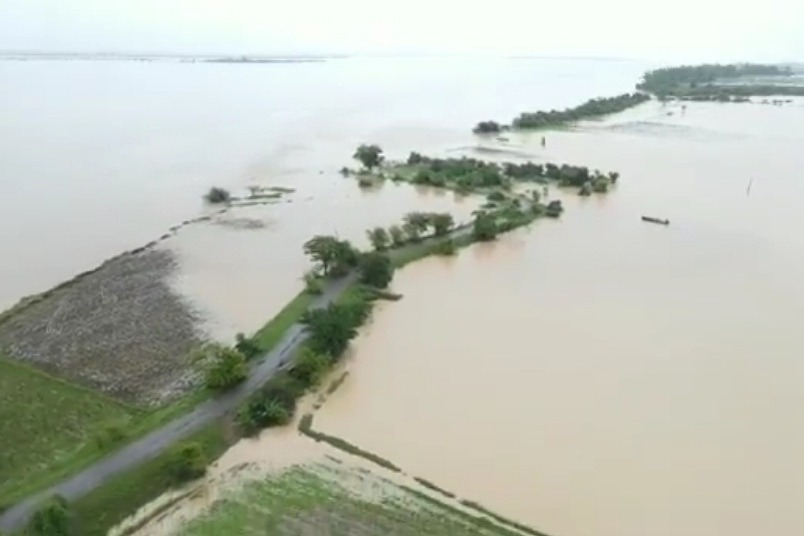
[473,93,649,133]
[637,63,802,99]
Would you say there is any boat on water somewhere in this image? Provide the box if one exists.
[642,216,670,225]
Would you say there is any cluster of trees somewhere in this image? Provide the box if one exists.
[472,120,503,134]
[366,211,455,250]
[402,153,620,192]
[405,154,508,190]
[511,93,650,130]
[353,144,384,171]
[239,290,377,434]
[204,186,231,204]
[637,64,804,99]
[303,235,359,277]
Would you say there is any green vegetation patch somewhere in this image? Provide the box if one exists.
[250,291,314,352]
[181,463,532,536]
[0,357,137,507]
[70,422,231,536]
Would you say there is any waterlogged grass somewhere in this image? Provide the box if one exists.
[71,422,231,536]
[0,357,137,507]
[182,463,531,536]
[251,291,314,352]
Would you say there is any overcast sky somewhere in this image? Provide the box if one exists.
[1,0,800,62]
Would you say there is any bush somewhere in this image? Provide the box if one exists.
[165,442,207,484]
[472,212,498,241]
[28,495,70,536]
[195,344,248,390]
[388,225,405,247]
[288,348,331,387]
[94,422,128,449]
[358,252,395,289]
[433,240,457,256]
[204,187,231,204]
[234,333,261,360]
[366,227,390,251]
[302,270,324,295]
[239,373,303,434]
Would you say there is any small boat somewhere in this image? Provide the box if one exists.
[642,216,670,225]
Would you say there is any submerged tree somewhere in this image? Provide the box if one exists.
[204,186,231,204]
[366,226,390,251]
[353,144,384,171]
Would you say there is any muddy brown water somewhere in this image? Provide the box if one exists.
[310,101,804,536]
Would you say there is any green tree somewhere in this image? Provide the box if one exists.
[402,211,430,241]
[302,302,366,358]
[472,211,498,241]
[302,270,323,295]
[28,495,70,536]
[359,252,395,289]
[204,186,231,204]
[353,144,384,170]
[303,235,358,276]
[165,442,207,484]
[430,213,455,236]
[366,227,390,251]
[388,225,405,246]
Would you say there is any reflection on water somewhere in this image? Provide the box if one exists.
[311,102,804,536]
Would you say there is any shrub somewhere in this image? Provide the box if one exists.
[165,442,207,484]
[366,227,390,251]
[94,422,128,449]
[195,344,247,390]
[239,374,303,434]
[288,348,331,387]
[234,333,261,360]
[204,187,231,204]
[302,270,324,295]
[358,252,395,289]
[28,495,70,536]
[388,225,405,247]
[472,212,498,241]
[433,240,457,256]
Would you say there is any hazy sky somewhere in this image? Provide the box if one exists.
[1,0,799,61]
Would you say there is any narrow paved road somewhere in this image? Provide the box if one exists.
[0,274,357,533]
[0,219,494,532]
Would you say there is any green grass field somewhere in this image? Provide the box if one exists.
[0,357,137,507]
[251,291,313,351]
[71,422,231,536]
[182,462,532,536]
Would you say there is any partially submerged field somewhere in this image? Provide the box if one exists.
[180,461,533,536]
[0,247,204,407]
[0,358,136,505]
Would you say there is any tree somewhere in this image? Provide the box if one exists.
[196,343,247,390]
[303,235,358,276]
[302,302,366,358]
[204,187,231,204]
[402,212,430,241]
[353,144,384,170]
[359,252,395,289]
[28,495,70,536]
[366,227,390,251]
[388,225,405,247]
[472,211,498,241]
[302,270,323,295]
[165,442,207,484]
[430,213,454,236]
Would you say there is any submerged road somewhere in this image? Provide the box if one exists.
[0,273,357,533]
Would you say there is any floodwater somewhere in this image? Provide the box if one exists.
[311,101,804,536]
[6,57,804,536]
[0,56,645,313]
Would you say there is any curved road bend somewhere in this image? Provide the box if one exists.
[0,274,357,533]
